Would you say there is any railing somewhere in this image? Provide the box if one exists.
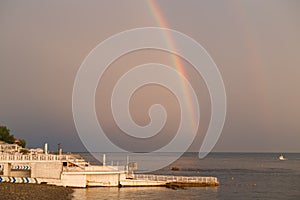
[134,174,218,183]
[110,165,126,171]
[0,154,73,162]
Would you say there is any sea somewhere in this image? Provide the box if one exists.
[72,152,300,200]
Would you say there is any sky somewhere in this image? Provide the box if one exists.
[0,0,300,153]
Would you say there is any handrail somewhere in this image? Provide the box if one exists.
[134,174,218,183]
[0,154,76,162]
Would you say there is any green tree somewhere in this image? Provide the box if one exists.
[0,125,15,144]
[16,139,26,148]
[20,148,29,154]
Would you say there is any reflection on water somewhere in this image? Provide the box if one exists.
[72,186,218,200]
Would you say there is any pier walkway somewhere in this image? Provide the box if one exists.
[134,174,218,183]
[120,174,219,187]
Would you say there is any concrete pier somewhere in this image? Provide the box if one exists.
[0,149,219,188]
[120,174,219,187]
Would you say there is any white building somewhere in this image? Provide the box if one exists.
[0,141,22,153]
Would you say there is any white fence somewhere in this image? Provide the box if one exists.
[134,174,218,183]
[0,154,72,162]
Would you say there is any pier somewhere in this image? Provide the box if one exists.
[120,174,219,187]
[0,153,219,188]
[0,153,219,187]
[0,143,219,188]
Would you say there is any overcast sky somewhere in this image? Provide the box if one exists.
[1,0,299,153]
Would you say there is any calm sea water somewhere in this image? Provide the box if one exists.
[72,153,300,200]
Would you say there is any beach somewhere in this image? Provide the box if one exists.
[0,182,73,200]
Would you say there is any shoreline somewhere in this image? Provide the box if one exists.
[0,182,74,200]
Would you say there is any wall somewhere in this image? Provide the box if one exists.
[61,173,86,187]
[86,173,120,186]
[2,163,11,176]
[30,162,62,179]
[10,170,30,177]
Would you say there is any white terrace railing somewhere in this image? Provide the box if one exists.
[0,154,74,162]
[134,174,218,183]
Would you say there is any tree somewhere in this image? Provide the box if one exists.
[20,148,29,154]
[16,139,26,148]
[0,125,15,144]
[0,125,26,148]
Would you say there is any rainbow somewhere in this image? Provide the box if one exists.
[147,1,271,131]
[147,0,198,130]
[229,1,270,122]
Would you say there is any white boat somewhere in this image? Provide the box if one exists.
[279,154,286,161]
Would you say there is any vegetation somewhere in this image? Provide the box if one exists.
[0,125,26,148]
[16,139,26,148]
[20,149,30,154]
[0,126,15,143]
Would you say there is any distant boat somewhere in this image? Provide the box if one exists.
[279,154,286,161]
[171,166,180,171]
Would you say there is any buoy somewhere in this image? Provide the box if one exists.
[171,166,180,171]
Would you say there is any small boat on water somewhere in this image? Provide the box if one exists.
[278,154,286,161]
